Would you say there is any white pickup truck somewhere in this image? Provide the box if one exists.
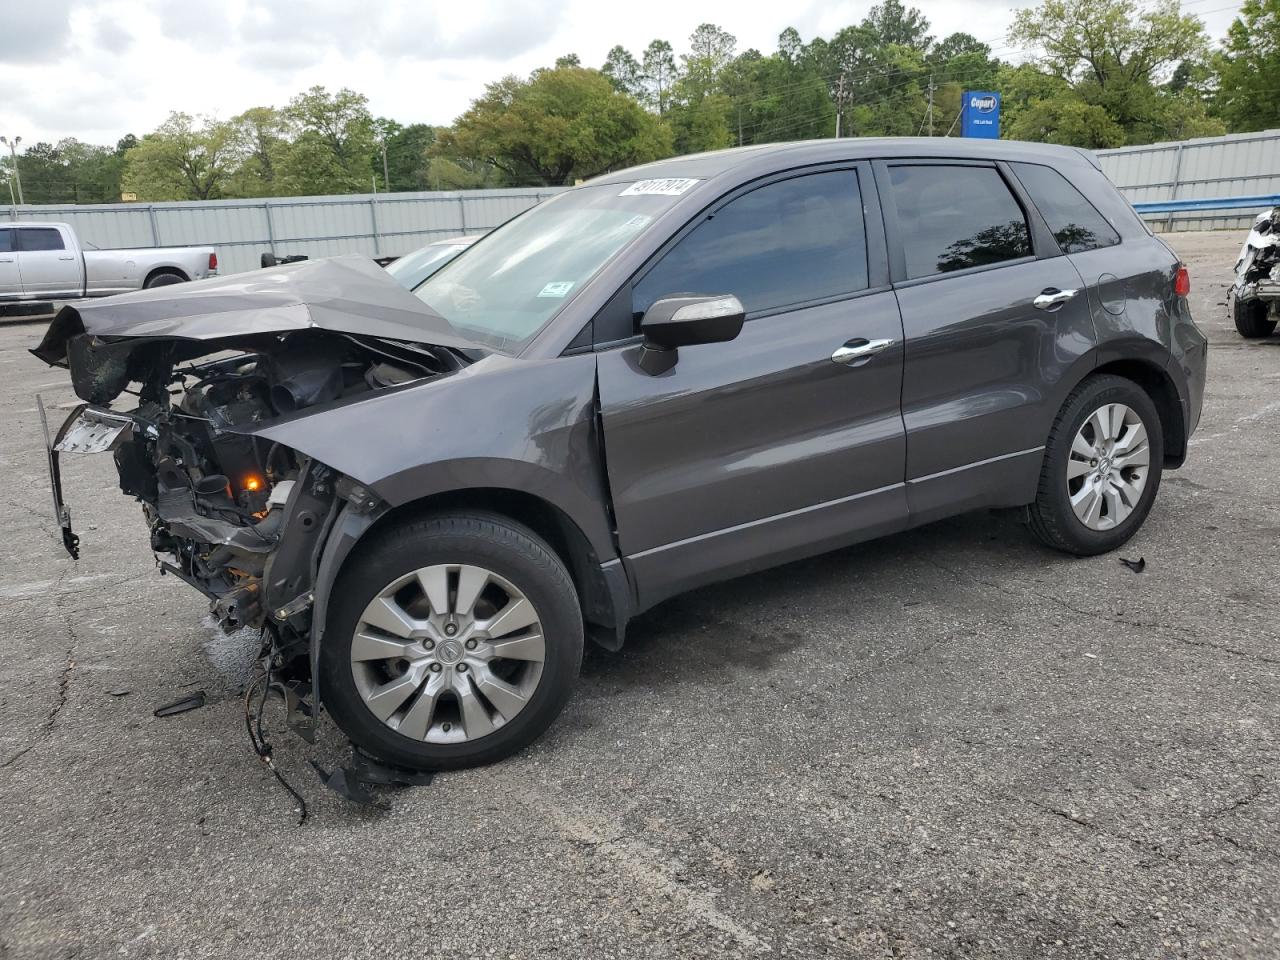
[0,221,217,301]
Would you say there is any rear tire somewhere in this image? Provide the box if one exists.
[144,270,186,289]
[321,512,583,770]
[1028,375,1164,556]
[1233,295,1277,338]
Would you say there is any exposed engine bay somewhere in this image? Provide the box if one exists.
[41,325,464,700]
[1234,206,1280,308]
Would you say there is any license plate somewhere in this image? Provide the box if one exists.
[54,405,134,455]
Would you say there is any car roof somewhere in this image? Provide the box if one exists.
[588,138,1098,185]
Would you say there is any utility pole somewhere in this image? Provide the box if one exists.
[1,136,23,205]
[380,138,390,194]
[835,72,846,138]
[926,73,936,136]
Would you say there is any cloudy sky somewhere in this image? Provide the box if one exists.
[0,0,1243,148]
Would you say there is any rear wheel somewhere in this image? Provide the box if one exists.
[1028,375,1164,556]
[321,512,583,770]
[1233,295,1277,338]
[144,270,186,288]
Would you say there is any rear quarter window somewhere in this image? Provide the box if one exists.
[1011,162,1120,254]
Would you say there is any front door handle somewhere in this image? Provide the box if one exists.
[831,337,894,365]
[58,255,75,261]
[1033,288,1079,311]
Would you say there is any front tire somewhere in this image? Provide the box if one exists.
[1028,375,1164,556]
[321,512,583,770]
[1233,295,1277,339]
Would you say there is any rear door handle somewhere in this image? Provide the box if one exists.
[58,255,75,261]
[0,257,13,263]
[831,337,894,365]
[1033,288,1078,311]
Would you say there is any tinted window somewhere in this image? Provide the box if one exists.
[887,165,1031,279]
[0,229,11,253]
[1012,162,1120,254]
[18,228,65,252]
[634,170,868,318]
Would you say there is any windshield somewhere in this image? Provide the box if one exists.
[385,240,471,290]
[414,183,688,352]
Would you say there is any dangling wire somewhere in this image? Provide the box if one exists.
[244,635,308,825]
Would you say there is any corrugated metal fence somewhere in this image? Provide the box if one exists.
[1097,129,1280,232]
[6,130,1279,265]
[4,188,565,275]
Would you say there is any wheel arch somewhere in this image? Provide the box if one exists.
[315,486,630,665]
[142,265,189,286]
[1090,357,1186,467]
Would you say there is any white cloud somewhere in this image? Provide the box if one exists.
[0,0,1244,148]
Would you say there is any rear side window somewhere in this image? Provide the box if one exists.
[886,165,1032,279]
[1012,162,1120,254]
[18,228,66,252]
[633,170,869,318]
[0,229,11,253]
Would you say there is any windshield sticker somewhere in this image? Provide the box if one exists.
[620,178,700,197]
[537,280,576,298]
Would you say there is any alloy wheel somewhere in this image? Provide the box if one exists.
[1066,402,1151,531]
[349,564,546,744]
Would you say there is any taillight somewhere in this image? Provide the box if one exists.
[208,252,218,271]
[1174,265,1190,297]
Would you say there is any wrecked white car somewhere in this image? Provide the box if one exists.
[1232,207,1280,338]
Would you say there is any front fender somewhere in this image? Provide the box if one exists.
[241,351,615,560]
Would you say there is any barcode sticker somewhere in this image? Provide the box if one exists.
[619,178,700,196]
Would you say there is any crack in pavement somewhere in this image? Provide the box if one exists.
[1,563,81,770]
[1042,594,1280,666]
[1016,797,1181,864]
[1210,774,1266,817]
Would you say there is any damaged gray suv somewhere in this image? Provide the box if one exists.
[35,139,1207,770]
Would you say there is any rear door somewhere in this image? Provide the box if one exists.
[596,164,909,610]
[16,227,82,297]
[0,228,19,298]
[876,159,1097,523]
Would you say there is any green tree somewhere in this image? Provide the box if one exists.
[122,112,243,201]
[1008,0,1222,145]
[1214,0,1280,131]
[225,106,288,197]
[669,24,736,153]
[279,86,377,194]
[435,66,672,185]
[602,45,645,97]
[380,122,436,191]
[641,39,680,114]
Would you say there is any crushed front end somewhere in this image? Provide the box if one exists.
[1235,206,1280,309]
[30,257,470,722]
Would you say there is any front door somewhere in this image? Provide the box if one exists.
[596,165,908,611]
[16,227,82,297]
[876,160,1098,523]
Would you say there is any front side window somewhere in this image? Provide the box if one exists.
[415,184,684,353]
[1012,162,1120,254]
[18,228,65,252]
[0,229,11,253]
[887,165,1032,279]
[633,170,869,319]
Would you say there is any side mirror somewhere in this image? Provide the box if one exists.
[636,294,745,375]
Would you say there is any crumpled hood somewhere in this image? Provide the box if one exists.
[32,254,476,366]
